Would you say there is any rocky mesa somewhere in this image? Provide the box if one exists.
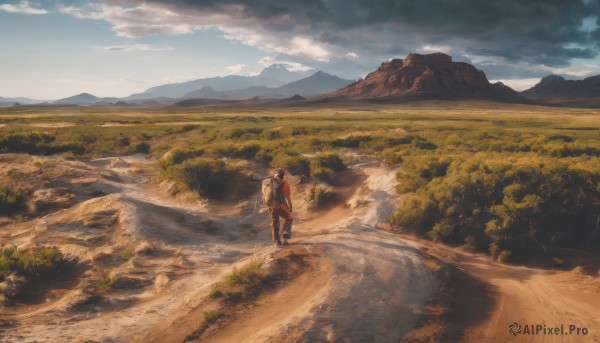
[334,52,527,102]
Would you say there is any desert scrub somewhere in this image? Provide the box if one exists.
[393,154,600,262]
[309,154,347,184]
[0,185,28,215]
[0,246,67,299]
[209,259,266,301]
[270,152,310,177]
[97,269,116,294]
[166,157,238,199]
[306,186,338,209]
[203,309,225,323]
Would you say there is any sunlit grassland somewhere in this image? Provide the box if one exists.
[1,101,599,262]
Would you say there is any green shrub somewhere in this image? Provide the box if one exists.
[209,259,265,301]
[160,148,189,167]
[306,186,337,208]
[380,151,403,167]
[134,141,150,154]
[115,135,130,147]
[98,270,115,294]
[0,246,67,299]
[225,259,263,288]
[394,154,600,261]
[208,285,223,299]
[203,310,224,323]
[497,250,512,263]
[172,158,236,199]
[331,135,372,148]
[270,153,310,177]
[0,246,65,281]
[0,186,27,215]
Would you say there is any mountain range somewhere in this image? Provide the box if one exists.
[3,56,600,107]
[182,71,353,100]
[0,96,45,106]
[520,74,600,107]
[125,64,314,100]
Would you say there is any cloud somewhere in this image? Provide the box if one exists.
[258,56,275,67]
[421,45,451,54]
[0,1,47,15]
[278,61,313,72]
[58,0,600,77]
[225,63,245,75]
[92,44,174,52]
[257,57,314,72]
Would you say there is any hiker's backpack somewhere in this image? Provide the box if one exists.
[262,177,281,208]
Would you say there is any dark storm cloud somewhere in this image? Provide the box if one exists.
[106,0,600,68]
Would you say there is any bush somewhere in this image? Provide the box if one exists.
[270,152,310,177]
[134,141,150,154]
[0,186,27,215]
[209,259,266,301]
[309,154,346,184]
[173,158,237,199]
[204,310,225,323]
[98,270,115,294]
[225,259,263,288]
[393,154,600,261]
[160,148,189,167]
[306,186,337,208]
[0,246,66,299]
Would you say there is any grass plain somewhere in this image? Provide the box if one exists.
[1,100,599,264]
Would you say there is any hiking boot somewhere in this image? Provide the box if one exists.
[275,240,282,246]
[282,239,289,246]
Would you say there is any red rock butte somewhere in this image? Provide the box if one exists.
[335,52,524,102]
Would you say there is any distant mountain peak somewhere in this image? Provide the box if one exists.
[128,63,313,99]
[540,74,566,83]
[521,73,600,103]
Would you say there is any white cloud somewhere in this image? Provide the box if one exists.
[0,1,47,15]
[59,3,203,37]
[259,56,275,67]
[287,36,330,61]
[347,52,359,59]
[59,2,331,61]
[421,45,452,53]
[92,44,174,52]
[222,27,330,61]
[257,57,314,72]
[225,63,245,75]
[279,61,314,72]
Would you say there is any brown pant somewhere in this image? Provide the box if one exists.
[269,204,292,242]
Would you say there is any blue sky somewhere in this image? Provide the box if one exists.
[1,0,599,99]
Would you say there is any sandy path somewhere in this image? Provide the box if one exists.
[267,167,436,342]
[403,236,600,342]
[0,158,438,343]
[181,166,438,343]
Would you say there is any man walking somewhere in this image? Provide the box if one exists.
[270,168,293,246]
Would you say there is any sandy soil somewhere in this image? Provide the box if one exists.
[2,153,598,343]
[0,156,439,343]
[402,236,600,342]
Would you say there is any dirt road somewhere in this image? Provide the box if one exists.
[0,157,439,342]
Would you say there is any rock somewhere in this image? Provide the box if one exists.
[335,52,528,102]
